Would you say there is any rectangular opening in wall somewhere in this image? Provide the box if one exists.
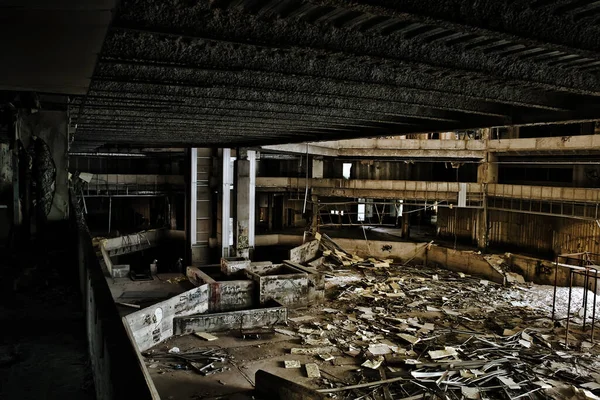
[342,163,352,179]
[357,203,365,222]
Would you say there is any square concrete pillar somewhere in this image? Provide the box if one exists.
[234,149,255,258]
[477,152,498,184]
[312,158,324,179]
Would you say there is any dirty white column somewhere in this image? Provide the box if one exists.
[189,148,198,250]
[221,148,232,258]
[248,150,256,251]
[312,157,324,179]
[475,139,497,250]
[234,149,255,258]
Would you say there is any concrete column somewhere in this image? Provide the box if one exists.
[310,195,319,233]
[234,149,255,258]
[477,153,498,184]
[401,206,410,239]
[312,157,324,179]
[220,148,232,257]
[267,194,273,232]
[476,195,488,250]
[189,148,198,249]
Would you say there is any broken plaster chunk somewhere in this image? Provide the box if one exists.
[319,353,334,361]
[397,333,420,345]
[480,280,489,286]
[361,356,384,370]
[503,328,520,336]
[194,332,218,341]
[305,338,331,346]
[498,376,521,390]
[305,363,321,378]
[284,360,301,369]
[275,328,298,337]
[518,339,532,348]
[428,347,458,360]
[291,347,336,355]
[461,387,481,400]
[581,382,600,390]
[368,343,392,355]
[289,315,316,323]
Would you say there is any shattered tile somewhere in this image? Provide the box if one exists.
[397,333,420,345]
[362,356,384,369]
[461,387,480,400]
[368,343,392,355]
[319,354,334,361]
[305,363,321,378]
[428,347,458,360]
[284,360,301,369]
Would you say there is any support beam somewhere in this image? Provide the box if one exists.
[189,147,198,252]
[234,149,255,258]
[221,148,232,257]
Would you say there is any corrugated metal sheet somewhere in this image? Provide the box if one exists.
[438,207,600,257]
[554,219,600,255]
[437,208,478,243]
[488,211,554,254]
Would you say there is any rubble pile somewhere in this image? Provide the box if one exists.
[284,263,600,400]
[319,233,393,269]
[142,347,232,376]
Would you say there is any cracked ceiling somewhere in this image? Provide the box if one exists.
[70,0,600,151]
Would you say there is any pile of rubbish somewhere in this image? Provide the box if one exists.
[280,263,600,399]
[318,233,395,269]
[143,346,231,376]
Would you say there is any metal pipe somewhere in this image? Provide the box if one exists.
[583,267,590,331]
[108,196,112,234]
[593,271,598,342]
[552,257,559,321]
[69,152,148,157]
[566,269,573,348]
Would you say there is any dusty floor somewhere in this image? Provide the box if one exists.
[0,247,95,400]
[141,263,600,400]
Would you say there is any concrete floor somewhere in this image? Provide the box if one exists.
[0,247,95,400]
[136,264,600,400]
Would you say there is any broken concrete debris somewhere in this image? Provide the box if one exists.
[284,360,301,369]
[194,332,218,341]
[137,234,600,400]
[305,363,321,378]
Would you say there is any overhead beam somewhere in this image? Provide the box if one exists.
[110,4,600,96]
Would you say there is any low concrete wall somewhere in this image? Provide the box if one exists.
[427,246,505,284]
[125,284,209,352]
[255,234,303,247]
[509,253,592,290]
[246,265,309,308]
[289,239,319,263]
[173,302,287,334]
[187,267,255,312]
[333,238,427,261]
[73,195,158,399]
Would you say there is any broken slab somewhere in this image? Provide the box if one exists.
[289,239,320,264]
[284,261,325,305]
[221,257,251,275]
[285,360,301,368]
[173,301,287,335]
[125,284,209,351]
[187,266,254,312]
[245,264,309,308]
[305,363,321,378]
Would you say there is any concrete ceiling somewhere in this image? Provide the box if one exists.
[0,1,115,95]
[61,0,600,151]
